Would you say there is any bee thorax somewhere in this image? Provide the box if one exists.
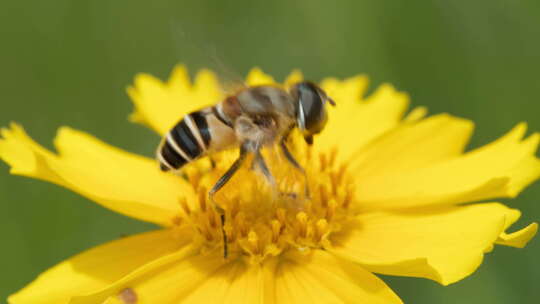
[234,116,278,148]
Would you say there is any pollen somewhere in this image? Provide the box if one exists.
[171,145,356,263]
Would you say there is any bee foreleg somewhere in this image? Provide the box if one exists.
[280,138,310,199]
[209,144,249,258]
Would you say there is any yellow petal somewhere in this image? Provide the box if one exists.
[496,222,538,248]
[327,202,534,285]
[404,106,428,122]
[71,245,199,304]
[245,67,276,86]
[317,80,409,161]
[128,65,223,135]
[87,254,275,304]
[320,76,369,105]
[79,251,229,304]
[76,249,401,304]
[350,114,474,178]
[0,124,194,226]
[494,208,538,248]
[181,259,268,304]
[356,123,540,210]
[283,69,304,87]
[274,250,403,304]
[8,229,187,304]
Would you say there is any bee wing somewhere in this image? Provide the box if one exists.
[169,21,248,92]
[206,48,249,92]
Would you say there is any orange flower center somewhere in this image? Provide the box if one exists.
[171,146,357,263]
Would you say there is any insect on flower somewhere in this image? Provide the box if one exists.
[157,81,335,257]
[2,66,538,304]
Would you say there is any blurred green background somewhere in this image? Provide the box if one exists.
[1,0,539,302]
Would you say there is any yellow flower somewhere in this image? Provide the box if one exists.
[2,65,539,304]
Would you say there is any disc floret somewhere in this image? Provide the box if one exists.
[173,147,356,263]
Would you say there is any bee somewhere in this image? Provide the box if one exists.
[157,81,335,257]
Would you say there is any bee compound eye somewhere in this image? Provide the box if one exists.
[297,83,325,133]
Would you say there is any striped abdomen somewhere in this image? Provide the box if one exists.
[157,107,237,171]
[158,111,211,171]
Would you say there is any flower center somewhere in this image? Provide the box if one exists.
[172,145,356,263]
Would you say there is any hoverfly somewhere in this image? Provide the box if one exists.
[157,80,335,257]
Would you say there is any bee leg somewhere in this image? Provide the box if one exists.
[209,145,249,258]
[280,138,310,199]
[253,150,276,188]
[254,151,299,199]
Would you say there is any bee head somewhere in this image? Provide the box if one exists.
[291,81,335,145]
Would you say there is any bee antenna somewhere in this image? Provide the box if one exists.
[314,84,335,107]
[327,96,336,106]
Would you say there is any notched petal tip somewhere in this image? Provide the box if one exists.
[511,122,528,138]
[192,68,221,94]
[315,76,412,161]
[493,205,536,249]
[125,87,144,124]
[497,222,538,248]
[0,123,57,179]
[128,65,224,135]
[328,203,531,286]
[245,67,276,86]
[168,64,190,85]
[404,106,429,122]
[471,124,540,198]
[356,120,540,210]
[320,74,370,103]
[133,73,164,91]
[505,134,540,198]
[366,83,409,105]
[127,111,145,125]
[0,123,188,226]
[284,69,304,86]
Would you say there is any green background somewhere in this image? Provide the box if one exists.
[1,0,539,302]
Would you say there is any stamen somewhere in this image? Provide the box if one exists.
[207,208,217,228]
[248,230,259,254]
[315,219,328,241]
[296,212,308,238]
[178,147,355,262]
[188,170,201,189]
[224,223,235,242]
[276,208,287,224]
[171,216,183,226]
[336,163,347,184]
[235,212,248,237]
[271,219,282,242]
[330,171,339,195]
[319,154,327,171]
[343,187,354,209]
[229,198,240,218]
[326,200,337,220]
[179,197,191,215]
[328,147,338,168]
[319,185,329,208]
[198,186,207,212]
[198,226,213,241]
